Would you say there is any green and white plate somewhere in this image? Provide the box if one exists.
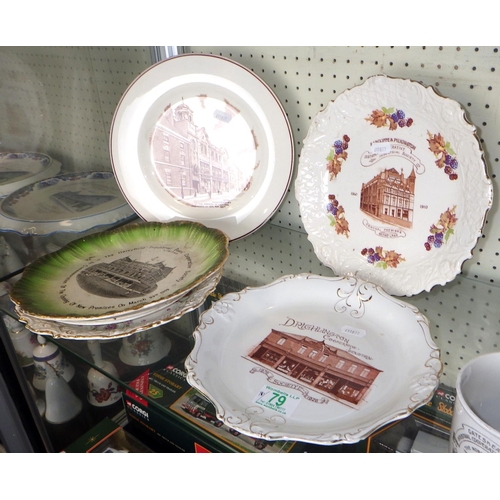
[14,269,222,340]
[10,221,229,323]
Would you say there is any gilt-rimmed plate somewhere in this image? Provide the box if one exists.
[10,221,229,323]
[295,75,493,296]
[110,53,294,241]
[0,152,62,197]
[0,171,136,235]
[185,273,442,446]
[46,265,223,327]
[14,269,222,340]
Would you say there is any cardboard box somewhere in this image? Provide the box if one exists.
[413,383,455,429]
[362,383,455,453]
[123,363,297,453]
[64,417,153,453]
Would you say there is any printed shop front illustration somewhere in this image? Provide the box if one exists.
[247,329,382,406]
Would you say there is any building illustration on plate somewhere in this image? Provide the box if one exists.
[50,191,116,213]
[76,257,173,298]
[359,167,416,229]
[248,330,382,406]
[151,102,250,204]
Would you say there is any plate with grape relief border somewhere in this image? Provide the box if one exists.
[185,273,442,445]
[295,74,493,296]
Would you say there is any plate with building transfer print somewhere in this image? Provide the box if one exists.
[14,269,222,340]
[295,75,493,296]
[110,53,294,241]
[0,171,136,235]
[185,274,442,446]
[0,152,61,197]
[10,221,229,323]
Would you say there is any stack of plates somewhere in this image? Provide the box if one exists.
[0,152,62,198]
[10,221,229,340]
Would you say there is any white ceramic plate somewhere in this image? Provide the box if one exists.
[15,270,221,340]
[0,171,136,235]
[110,53,294,241]
[185,274,442,446]
[0,152,61,197]
[295,75,493,296]
[10,221,229,322]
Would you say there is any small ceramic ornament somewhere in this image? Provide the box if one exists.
[119,329,171,366]
[3,315,37,367]
[32,335,75,391]
[44,366,82,424]
[86,340,122,407]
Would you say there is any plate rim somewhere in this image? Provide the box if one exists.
[109,53,294,241]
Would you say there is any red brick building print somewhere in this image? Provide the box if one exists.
[360,167,416,229]
[248,330,382,406]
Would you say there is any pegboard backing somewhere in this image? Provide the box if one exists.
[0,46,154,171]
[185,46,500,385]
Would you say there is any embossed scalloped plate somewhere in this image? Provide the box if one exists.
[10,221,229,323]
[0,152,61,197]
[0,171,136,235]
[110,53,294,241]
[295,75,493,296]
[185,274,442,446]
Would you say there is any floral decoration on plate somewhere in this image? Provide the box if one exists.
[427,132,459,180]
[366,108,414,130]
[326,135,350,180]
[326,194,350,237]
[424,206,458,252]
[360,246,405,268]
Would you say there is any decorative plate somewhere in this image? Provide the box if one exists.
[185,274,442,445]
[10,221,229,322]
[110,53,294,241]
[0,152,62,197]
[14,270,221,340]
[49,266,222,326]
[0,171,136,235]
[295,75,493,296]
